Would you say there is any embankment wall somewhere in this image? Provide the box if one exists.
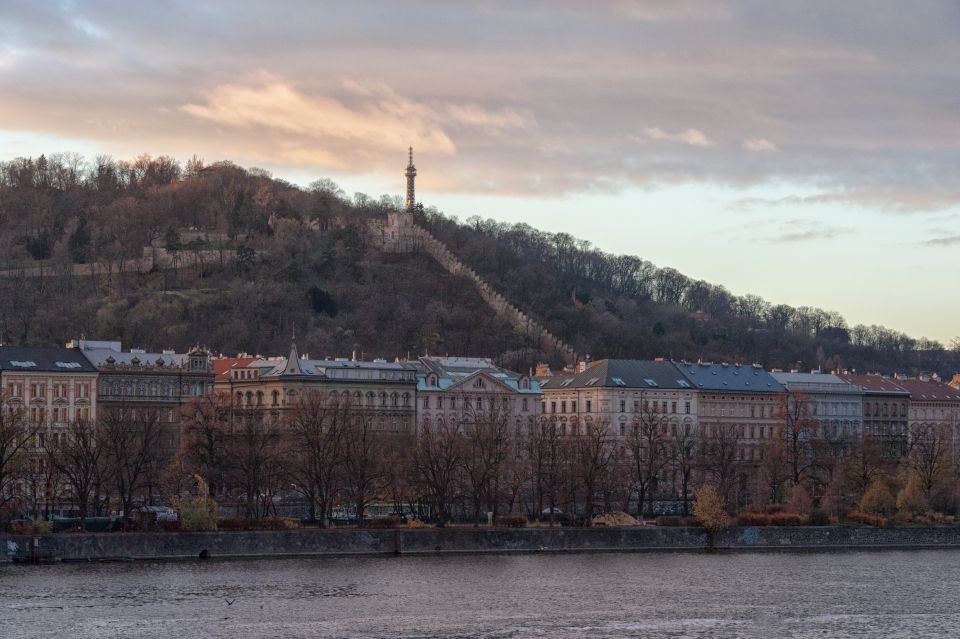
[4,526,960,563]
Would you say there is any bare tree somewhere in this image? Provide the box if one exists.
[284,391,347,526]
[461,395,511,524]
[340,416,384,525]
[627,400,672,522]
[48,420,102,529]
[669,421,696,515]
[905,423,950,501]
[696,422,742,510]
[525,420,563,523]
[0,398,36,516]
[412,417,463,525]
[776,390,823,487]
[99,406,163,529]
[178,394,232,497]
[225,409,281,521]
[572,419,614,525]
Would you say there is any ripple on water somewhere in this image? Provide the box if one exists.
[2,550,960,638]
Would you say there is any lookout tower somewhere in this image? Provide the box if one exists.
[404,146,417,211]
[383,147,418,252]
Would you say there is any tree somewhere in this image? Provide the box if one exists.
[413,417,463,526]
[904,423,950,501]
[696,422,742,510]
[461,393,511,525]
[178,395,233,497]
[525,419,563,524]
[48,420,102,529]
[0,398,36,516]
[693,484,728,548]
[340,416,384,525]
[284,391,347,526]
[669,421,696,515]
[776,390,823,487]
[571,420,613,525]
[99,406,163,529]
[225,409,281,521]
[626,398,672,521]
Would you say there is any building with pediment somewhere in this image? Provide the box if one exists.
[411,356,541,436]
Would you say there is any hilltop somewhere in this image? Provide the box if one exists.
[0,152,955,376]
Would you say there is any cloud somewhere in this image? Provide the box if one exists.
[920,234,960,247]
[640,127,712,147]
[742,138,777,152]
[775,227,850,242]
[731,190,960,214]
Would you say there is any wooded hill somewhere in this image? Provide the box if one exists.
[0,152,955,376]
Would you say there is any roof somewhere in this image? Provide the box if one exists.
[890,377,960,402]
[213,357,256,381]
[675,361,783,393]
[243,345,416,382]
[0,346,97,373]
[413,356,540,394]
[836,373,909,396]
[542,359,692,390]
[770,371,861,395]
[80,348,188,369]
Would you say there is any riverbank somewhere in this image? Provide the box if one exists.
[5,525,960,563]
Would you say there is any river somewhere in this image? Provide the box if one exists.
[2,550,959,638]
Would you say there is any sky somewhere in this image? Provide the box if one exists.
[1,1,958,342]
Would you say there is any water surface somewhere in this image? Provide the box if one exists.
[2,550,958,638]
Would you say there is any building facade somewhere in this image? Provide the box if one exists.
[540,359,699,440]
[675,362,784,464]
[411,356,541,436]
[70,340,214,460]
[219,344,418,435]
[893,377,960,465]
[0,346,98,440]
[837,373,909,457]
[769,371,864,448]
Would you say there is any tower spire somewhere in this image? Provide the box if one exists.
[404,146,417,211]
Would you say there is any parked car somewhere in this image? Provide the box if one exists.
[131,506,179,524]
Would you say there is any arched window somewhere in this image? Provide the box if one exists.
[402,392,410,407]
[391,392,399,407]
[271,390,279,407]
[236,391,243,405]
[256,391,264,407]
[245,391,253,407]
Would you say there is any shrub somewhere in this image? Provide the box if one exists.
[806,511,830,526]
[367,516,402,529]
[787,485,813,515]
[897,477,929,519]
[496,515,528,528]
[215,518,248,531]
[847,510,887,527]
[172,475,218,532]
[693,485,729,533]
[764,504,786,514]
[8,519,49,534]
[259,517,300,530]
[406,519,431,528]
[736,512,770,527]
[861,479,896,516]
[769,513,803,526]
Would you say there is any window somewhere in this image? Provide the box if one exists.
[612,377,626,386]
[585,377,600,386]
[671,401,677,414]
[619,400,625,413]
[561,401,567,414]
[550,401,556,414]
[643,379,658,387]
[633,400,639,412]
[521,398,527,412]
[684,401,691,414]
[677,379,691,388]
[476,398,483,410]
[437,397,443,409]
[619,424,625,436]
[423,396,430,409]
[541,401,546,414]
[586,400,592,413]
[571,400,577,413]
[450,397,456,409]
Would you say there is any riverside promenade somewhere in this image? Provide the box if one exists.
[5,526,960,563]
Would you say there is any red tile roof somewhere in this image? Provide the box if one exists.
[891,377,960,402]
[836,373,908,394]
[213,357,255,381]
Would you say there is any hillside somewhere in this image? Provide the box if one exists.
[0,152,956,376]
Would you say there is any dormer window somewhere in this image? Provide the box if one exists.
[427,373,438,387]
[519,376,530,390]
